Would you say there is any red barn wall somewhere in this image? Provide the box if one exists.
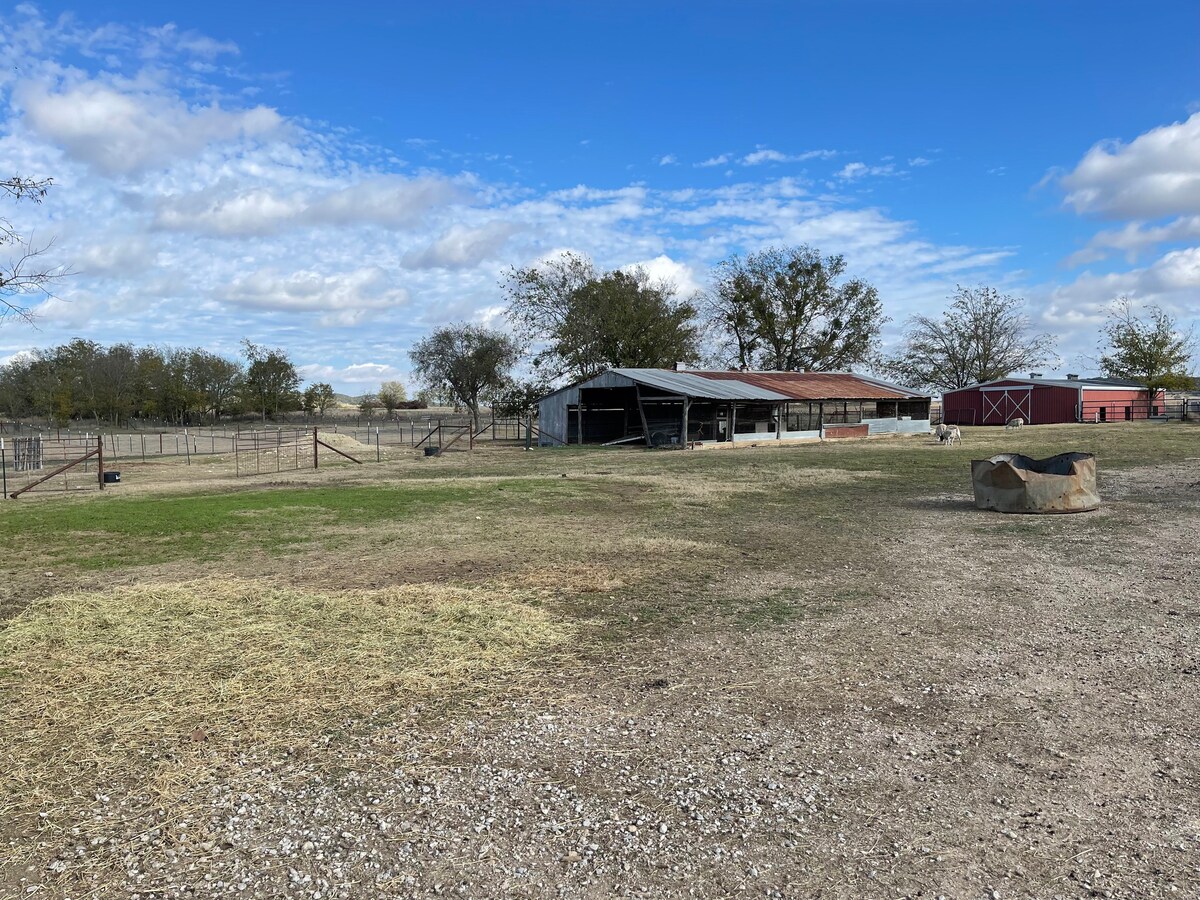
[943,382,1168,425]
[943,381,1078,425]
[1080,389,1165,422]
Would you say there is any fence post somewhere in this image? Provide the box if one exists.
[1,439,6,498]
[376,428,381,462]
[97,435,105,490]
[313,427,319,469]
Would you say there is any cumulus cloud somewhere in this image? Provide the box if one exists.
[308,177,463,228]
[1065,215,1200,267]
[154,176,460,236]
[17,79,285,175]
[1034,246,1200,366]
[402,222,520,270]
[1060,112,1200,219]
[297,362,407,386]
[223,266,408,327]
[77,236,158,275]
[624,254,703,297]
[696,154,730,167]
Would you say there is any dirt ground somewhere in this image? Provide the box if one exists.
[2,430,1199,898]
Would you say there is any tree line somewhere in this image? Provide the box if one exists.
[0,339,332,426]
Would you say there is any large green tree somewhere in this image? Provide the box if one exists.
[241,341,301,421]
[302,382,336,416]
[187,350,244,422]
[409,324,521,431]
[1099,298,1195,397]
[882,285,1057,391]
[503,253,700,381]
[705,245,885,371]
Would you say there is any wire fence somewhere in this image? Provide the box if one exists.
[0,413,534,463]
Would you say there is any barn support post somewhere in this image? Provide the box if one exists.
[730,402,737,445]
[681,398,690,447]
[635,385,652,447]
[776,402,783,439]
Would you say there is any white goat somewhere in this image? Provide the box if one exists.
[940,424,962,446]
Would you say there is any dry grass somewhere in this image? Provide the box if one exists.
[600,466,892,506]
[508,563,628,593]
[0,578,578,823]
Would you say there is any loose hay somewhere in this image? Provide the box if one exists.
[0,578,576,824]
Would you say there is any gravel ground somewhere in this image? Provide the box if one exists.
[4,462,1199,899]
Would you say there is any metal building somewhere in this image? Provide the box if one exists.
[536,368,931,447]
[941,375,1166,425]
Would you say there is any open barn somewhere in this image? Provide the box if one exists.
[941,374,1167,425]
[536,368,931,447]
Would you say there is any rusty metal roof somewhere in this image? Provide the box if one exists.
[694,370,928,401]
[610,368,788,400]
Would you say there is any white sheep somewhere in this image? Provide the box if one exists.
[1005,417,1024,430]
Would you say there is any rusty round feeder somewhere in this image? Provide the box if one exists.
[971,452,1100,514]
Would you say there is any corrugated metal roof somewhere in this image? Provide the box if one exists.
[695,370,927,400]
[538,368,932,404]
[610,368,789,400]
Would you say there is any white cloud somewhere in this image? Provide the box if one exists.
[297,362,407,387]
[1034,246,1200,362]
[908,156,933,167]
[623,254,704,297]
[1065,215,1200,266]
[17,79,285,175]
[657,154,677,166]
[1060,112,1200,219]
[402,221,520,270]
[77,236,158,275]
[223,267,408,327]
[741,148,837,166]
[153,176,461,236]
[836,161,897,180]
[696,154,730,167]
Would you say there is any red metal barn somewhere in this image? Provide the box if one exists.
[942,376,1166,425]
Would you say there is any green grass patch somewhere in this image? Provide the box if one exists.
[0,478,589,571]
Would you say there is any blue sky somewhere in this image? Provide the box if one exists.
[1,1,1197,391]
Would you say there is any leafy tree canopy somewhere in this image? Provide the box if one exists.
[704,245,886,372]
[503,252,700,381]
[409,323,521,431]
